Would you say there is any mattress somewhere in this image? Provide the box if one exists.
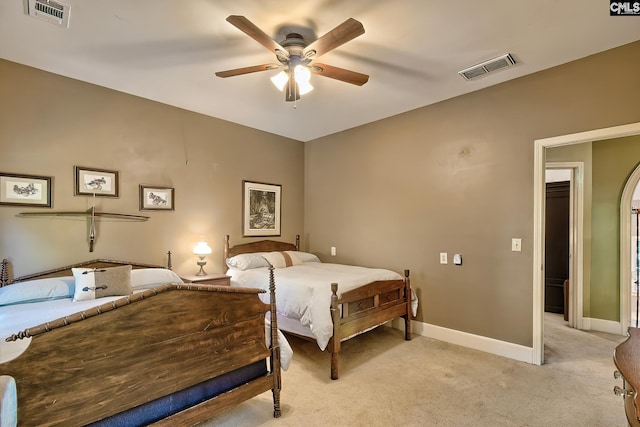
[229,262,404,350]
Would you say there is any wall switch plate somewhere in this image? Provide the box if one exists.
[512,238,522,252]
[331,246,336,256]
[453,254,462,265]
[440,252,448,264]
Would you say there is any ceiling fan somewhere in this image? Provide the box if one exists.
[215,15,369,102]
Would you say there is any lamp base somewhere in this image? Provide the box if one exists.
[196,260,207,276]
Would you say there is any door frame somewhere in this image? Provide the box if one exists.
[533,122,640,365]
[545,163,583,330]
[620,164,640,334]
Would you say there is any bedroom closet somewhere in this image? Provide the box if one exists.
[544,178,570,318]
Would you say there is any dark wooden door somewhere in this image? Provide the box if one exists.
[545,181,570,314]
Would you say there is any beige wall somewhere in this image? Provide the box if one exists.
[2,40,640,350]
[0,60,304,278]
[305,41,640,347]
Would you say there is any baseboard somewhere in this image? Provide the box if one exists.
[584,317,623,335]
[388,319,534,364]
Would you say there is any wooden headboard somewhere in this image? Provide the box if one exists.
[6,258,168,285]
[223,235,300,271]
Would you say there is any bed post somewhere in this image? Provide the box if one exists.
[268,266,282,417]
[166,251,172,270]
[329,282,341,380]
[295,234,300,251]
[404,269,412,341]
[1,259,8,287]
[223,235,230,273]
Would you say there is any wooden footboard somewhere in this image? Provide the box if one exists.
[2,277,281,425]
[328,269,412,380]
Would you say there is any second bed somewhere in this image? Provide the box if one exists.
[224,235,415,380]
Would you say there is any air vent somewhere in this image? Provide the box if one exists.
[27,0,70,28]
[458,54,516,81]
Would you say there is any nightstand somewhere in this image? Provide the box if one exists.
[181,273,231,286]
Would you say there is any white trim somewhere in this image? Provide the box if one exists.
[534,122,640,365]
[620,164,640,335]
[392,320,534,364]
[533,141,545,365]
[585,317,622,335]
[390,316,619,366]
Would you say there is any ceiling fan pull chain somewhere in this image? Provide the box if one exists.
[293,78,298,109]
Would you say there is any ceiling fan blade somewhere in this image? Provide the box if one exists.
[309,63,369,86]
[302,18,365,60]
[215,63,282,78]
[226,15,289,61]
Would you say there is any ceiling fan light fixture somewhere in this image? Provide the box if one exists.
[271,71,289,91]
[271,66,313,96]
[294,65,313,95]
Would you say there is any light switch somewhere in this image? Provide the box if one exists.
[512,238,522,252]
[453,254,462,265]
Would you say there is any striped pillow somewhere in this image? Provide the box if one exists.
[262,251,303,268]
[72,265,132,302]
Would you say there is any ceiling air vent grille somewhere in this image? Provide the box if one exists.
[27,0,70,28]
[458,53,516,81]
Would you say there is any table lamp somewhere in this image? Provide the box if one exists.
[193,241,212,276]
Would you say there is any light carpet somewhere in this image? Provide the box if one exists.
[204,313,628,426]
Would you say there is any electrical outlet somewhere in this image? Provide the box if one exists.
[512,238,522,252]
[331,247,336,256]
[440,252,448,264]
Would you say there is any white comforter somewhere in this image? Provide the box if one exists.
[228,263,404,350]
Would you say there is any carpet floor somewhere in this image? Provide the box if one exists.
[204,313,628,426]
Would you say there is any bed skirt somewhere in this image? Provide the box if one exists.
[88,360,267,426]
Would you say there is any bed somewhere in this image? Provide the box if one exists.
[223,235,414,380]
[0,258,290,426]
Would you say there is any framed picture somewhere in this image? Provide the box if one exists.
[140,185,175,211]
[243,180,281,236]
[74,166,119,197]
[0,172,52,207]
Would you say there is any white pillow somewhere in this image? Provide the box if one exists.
[293,251,321,263]
[262,251,303,269]
[226,253,270,271]
[72,265,132,302]
[130,268,183,290]
[0,276,74,306]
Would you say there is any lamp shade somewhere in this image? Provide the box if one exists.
[193,241,212,256]
[270,71,289,91]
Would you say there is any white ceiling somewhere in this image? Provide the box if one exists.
[1,1,639,142]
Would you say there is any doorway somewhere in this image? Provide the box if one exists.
[544,179,570,316]
[533,122,640,366]
[620,162,640,333]
[544,164,583,332]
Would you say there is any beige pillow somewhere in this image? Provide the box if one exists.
[262,251,303,269]
[72,265,132,302]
